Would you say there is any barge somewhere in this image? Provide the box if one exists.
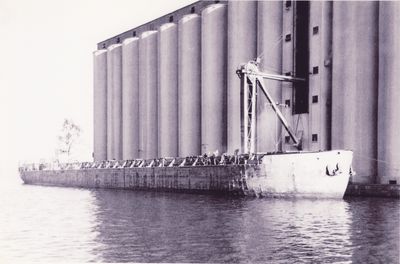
[19,61,354,198]
[20,150,353,198]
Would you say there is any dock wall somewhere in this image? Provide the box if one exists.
[345,184,400,199]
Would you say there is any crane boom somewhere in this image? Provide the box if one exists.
[237,60,304,154]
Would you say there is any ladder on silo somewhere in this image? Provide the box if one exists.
[237,60,305,154]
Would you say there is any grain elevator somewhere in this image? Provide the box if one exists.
[93,1,400,185]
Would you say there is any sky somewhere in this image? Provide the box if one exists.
[0,0,195,178]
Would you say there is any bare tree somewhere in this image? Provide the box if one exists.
[56,119,81,161]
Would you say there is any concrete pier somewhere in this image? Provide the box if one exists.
[345,184,400,198]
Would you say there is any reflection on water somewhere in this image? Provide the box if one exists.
[0,184,100,262]
[0,182,399,263]
[92,191,354,263]
[347,198,400,264]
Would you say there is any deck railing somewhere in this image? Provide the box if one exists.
[18,153,274,172]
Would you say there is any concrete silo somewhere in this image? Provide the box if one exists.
[93,49,107,161]
[257,1,283,153]
[178,14,201,157]
[201,3,227,155]
[377,1,400,184]
[122,37,140,160]
[107,44,123,160]
[139,31,158,159]
[158,23,179,158]
[332,2,378,183]
[227,1,257,154]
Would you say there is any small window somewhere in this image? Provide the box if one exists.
[285,34,291,42]
[169,16,174,22]
[313,66,319,74]
[312,95,318,103]
[313,26,319,35]
[285,99,291,107]
[285,1,292,9]
[191,6,195,13]
[312,134,318,142]
[285,72,291,76]
[285,136,291,144]
[102,43,106,49]
[389,180,397,185]
[116,37,120,43]
[133,31,136,37]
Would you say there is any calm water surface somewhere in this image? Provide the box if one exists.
[0,179,399,263]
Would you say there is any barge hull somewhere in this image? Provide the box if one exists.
[20,150,352,198]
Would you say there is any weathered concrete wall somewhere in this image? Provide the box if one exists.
[345,184,400,198]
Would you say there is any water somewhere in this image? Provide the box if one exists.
[0,180,399,263]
